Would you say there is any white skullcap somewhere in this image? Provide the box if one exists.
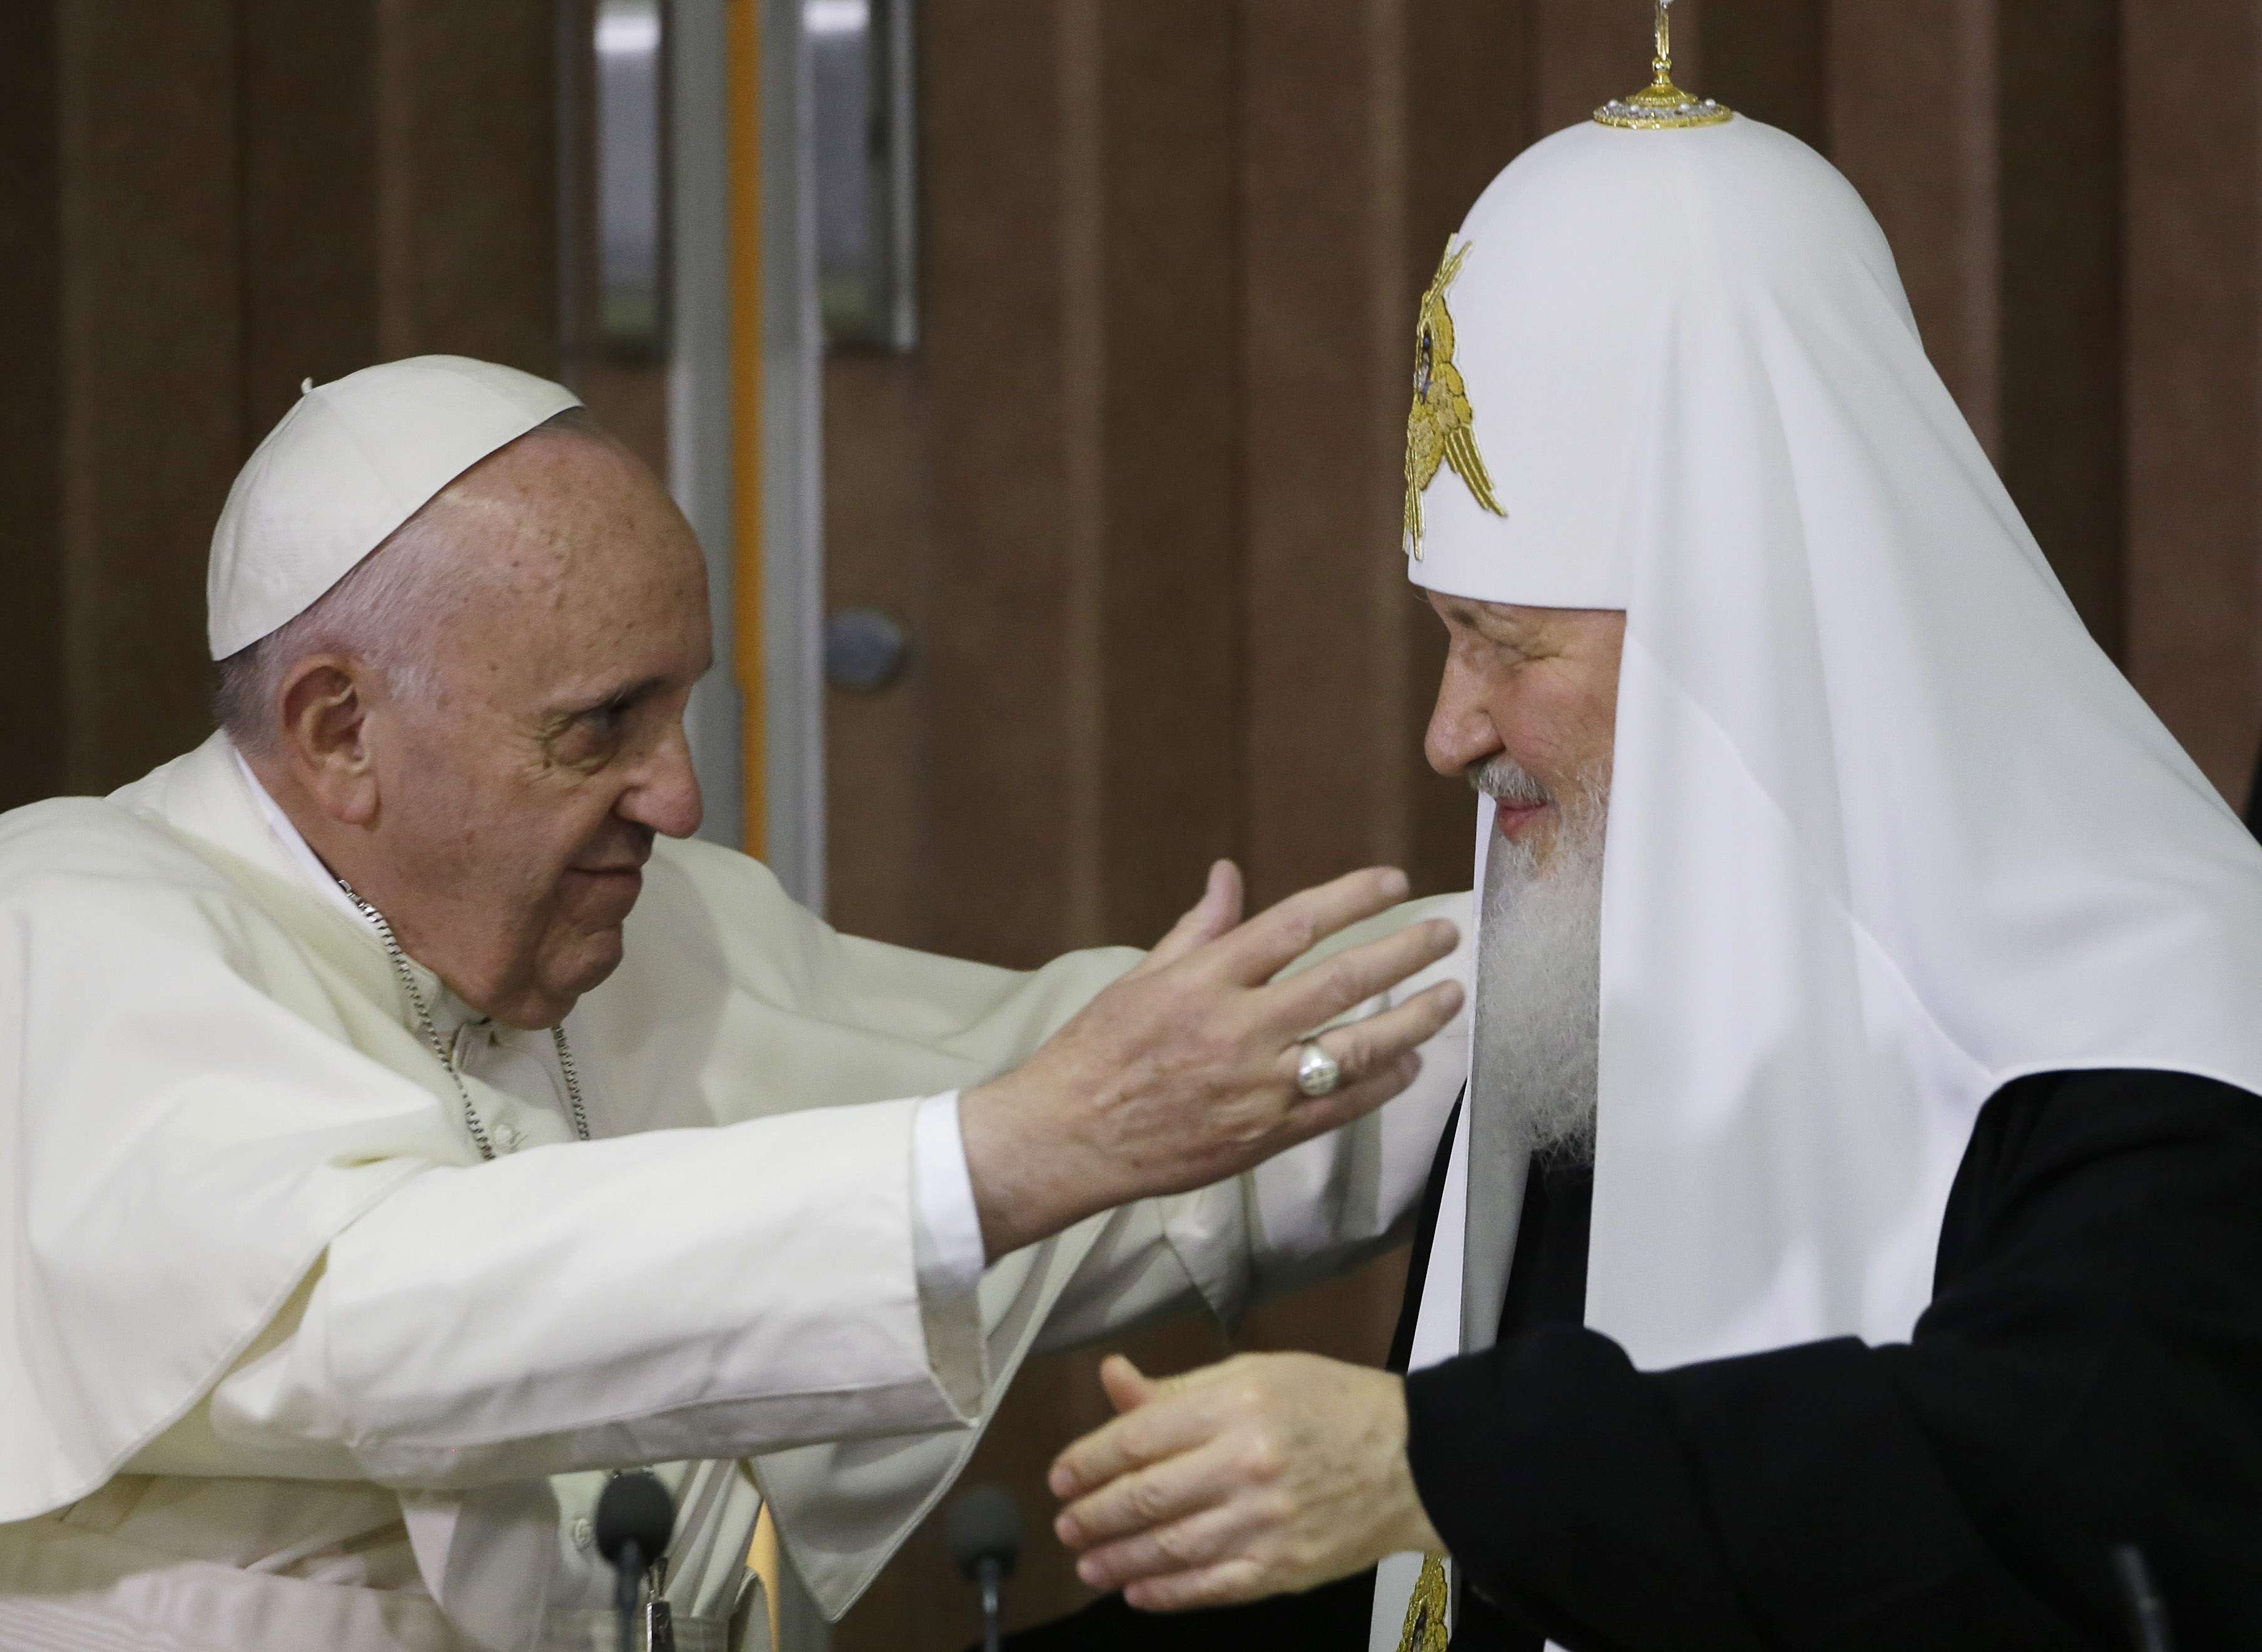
[206,355,582,659]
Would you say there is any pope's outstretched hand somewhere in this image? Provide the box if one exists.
[959,861,1462,1257]
[1047,1352,1443,1610]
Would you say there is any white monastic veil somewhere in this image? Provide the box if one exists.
[1385,112,2262,1639]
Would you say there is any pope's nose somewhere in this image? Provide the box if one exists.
[621,730,704,839]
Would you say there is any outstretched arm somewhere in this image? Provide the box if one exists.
[961,862,1462,1259]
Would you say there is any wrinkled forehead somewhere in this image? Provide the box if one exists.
[426,431,701,588]
[1425,590,1626,650]
[390,442,711,703]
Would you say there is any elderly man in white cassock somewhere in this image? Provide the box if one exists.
[0,356,1475,1650]
[1033,32,2262,1652]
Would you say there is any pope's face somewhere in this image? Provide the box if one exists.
[347,434,710,1027]
[1422,595,1625,859]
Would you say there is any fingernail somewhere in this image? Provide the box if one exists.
[1383,869,1410,899]
[1054,1514,1078,1546]
[1048,1467,1073,1497]
[1078,1557,1105,1586]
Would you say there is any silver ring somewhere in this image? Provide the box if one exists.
[1295,1040,1343,1098]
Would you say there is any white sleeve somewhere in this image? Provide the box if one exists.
[910,1090,987,1298]
[206,1096,987,1489]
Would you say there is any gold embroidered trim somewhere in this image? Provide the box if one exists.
[1404,240,1505,559]
[1395,1554,1452,1652]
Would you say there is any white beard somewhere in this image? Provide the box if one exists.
[1472,767,1607,1165]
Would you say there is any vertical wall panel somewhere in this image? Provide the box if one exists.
[1098,0,1243,945]
[1239,0,1410,910]
[2124,0,2262,795]
[58,0,243,791]
[374,0,558,370]
[1701,0,1828,148]
[822,355,935,948]
[920,0,1088,968]
[0,4,64,808]
[1830,0,2000,452]
[240,0,382,438]
[1532,0,1645,136]
[1997,0,2122,650]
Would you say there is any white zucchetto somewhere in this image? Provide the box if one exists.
[206,355,581,660]
[1404,114,2262,1372]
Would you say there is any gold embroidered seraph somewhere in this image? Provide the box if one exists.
[1404,240,1506,559]
[1395,1554,1452,1652]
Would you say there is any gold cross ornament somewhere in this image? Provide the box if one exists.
[1594,0,1733,129]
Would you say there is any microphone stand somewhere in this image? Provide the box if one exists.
[974,1553,1005,1652]
[946,1484,1022,1652]
[613,1539,648,1652]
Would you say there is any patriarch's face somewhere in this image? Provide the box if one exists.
[1421,594,1625,858]
[282,432,711,1029]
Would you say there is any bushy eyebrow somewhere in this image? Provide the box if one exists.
[549,676,667,724]
[1436,598,1543,645]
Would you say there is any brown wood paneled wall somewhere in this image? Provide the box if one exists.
[2126,1,2262,794]
[0,3,66,802]
[0,0,557,812]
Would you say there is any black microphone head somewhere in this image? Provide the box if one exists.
[944,1483,1022,1581]
[594,1471,675,1570]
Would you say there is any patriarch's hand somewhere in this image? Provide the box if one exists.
[960,862,1462,1257]
[1047,1352,1444,1611]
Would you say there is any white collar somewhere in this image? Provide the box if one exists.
[229,744,371,925]
[226,743,484,1036]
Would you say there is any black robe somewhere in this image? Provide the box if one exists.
[994,1068,2262,1651]
[2246,738,2261,839]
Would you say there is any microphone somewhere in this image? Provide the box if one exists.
[596,1471,676,1652]
[945,1484,1022,1652]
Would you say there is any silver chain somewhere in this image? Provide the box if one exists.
[340,883,591,1160]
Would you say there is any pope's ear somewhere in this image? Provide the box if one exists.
[276,655,380,826]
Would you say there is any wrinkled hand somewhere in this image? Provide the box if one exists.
[1048,1352,1444,1611]
[960,862,1462,1257]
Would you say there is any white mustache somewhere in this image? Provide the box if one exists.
[1471,754,1551,809]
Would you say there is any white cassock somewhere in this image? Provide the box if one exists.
[0,733,1470,1652]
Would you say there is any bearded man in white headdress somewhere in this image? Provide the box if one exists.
[0,357,1475,1651]
[1037,51,2262,1652]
